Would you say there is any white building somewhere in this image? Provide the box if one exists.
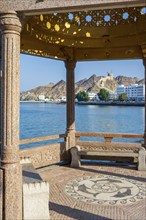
[38,95,45,101]
[137,85,145,101]
[125,84,138,100]
[61,96,66,102]
[109,92,117,100]
[116,85,125,96]
[116,84,145,101]
[87,92,97,100]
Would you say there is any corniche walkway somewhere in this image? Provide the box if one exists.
[39,163,146,220]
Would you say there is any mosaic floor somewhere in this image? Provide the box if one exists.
[65,174,146,205]
[40,164,146,220]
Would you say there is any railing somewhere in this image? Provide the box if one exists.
[19,134,67,168]
[71,132,146,170]
[75,132,145,160]
[20,133,66,145]
[19,132,144,168]
[75,132,144,144]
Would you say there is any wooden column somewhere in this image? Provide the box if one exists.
[143,57,146,149]
[0,56,1,160]
[0,53,2,220]
[65,60,76,148]
[142,45,146,149]
[0,11,22,220]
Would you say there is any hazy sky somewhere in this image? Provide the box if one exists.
[20,54,144,92]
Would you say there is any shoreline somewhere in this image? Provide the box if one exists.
[20,100,145,107]
[76,101,144,107]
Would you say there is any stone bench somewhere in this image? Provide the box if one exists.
[21,158,49,220]
[70,143,146,171]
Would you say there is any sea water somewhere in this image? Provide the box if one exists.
[20,102,144,148]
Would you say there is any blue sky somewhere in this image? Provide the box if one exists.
[20,54,144,92]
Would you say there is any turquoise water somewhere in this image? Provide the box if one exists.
[20,102,144,148]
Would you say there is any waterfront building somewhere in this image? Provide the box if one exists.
[137,84,145,101]
[116,85,125,96]
[87,92,97,100]
[0,1,146,220]
[38,95,45,101]
[109,92,117,100]
[61,96,67,102]
[125,84,138,100]
[116,84,145,101]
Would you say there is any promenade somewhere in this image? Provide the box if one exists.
[76,101,145,107]
[39,163,146,220]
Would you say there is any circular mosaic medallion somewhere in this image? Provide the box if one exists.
[65,174,146,205]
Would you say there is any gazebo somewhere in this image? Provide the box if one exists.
[0,0,146,219]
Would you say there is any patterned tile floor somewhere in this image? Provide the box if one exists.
[39,163,146,220]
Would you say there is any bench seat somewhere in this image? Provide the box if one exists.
[70,143,146,171]
[79,150,139,157]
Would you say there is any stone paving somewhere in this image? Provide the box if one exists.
[39,163,146,220]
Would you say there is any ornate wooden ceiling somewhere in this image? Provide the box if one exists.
[20,6,146,61]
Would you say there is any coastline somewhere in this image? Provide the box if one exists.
[76,101,144,107]
[20,100,145,106]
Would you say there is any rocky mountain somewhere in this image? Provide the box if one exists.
[137,78,145,84]
[75,74,102,94]
[21,80,66,100]
[114,75,140,86]
[47,80,66,99]
[27,82,54,95]
[20,74,143,101]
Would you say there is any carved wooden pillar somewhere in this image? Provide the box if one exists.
[142,45,146,149]
[0,55,1,160]
[143,57,146,149]
[65,60,76,149]
[0,11,22,220]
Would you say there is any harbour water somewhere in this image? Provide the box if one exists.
[20,102,144,148]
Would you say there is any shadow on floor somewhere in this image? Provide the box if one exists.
[22,170,42,183]
[69,164,146,183]
[50,202,110,220]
